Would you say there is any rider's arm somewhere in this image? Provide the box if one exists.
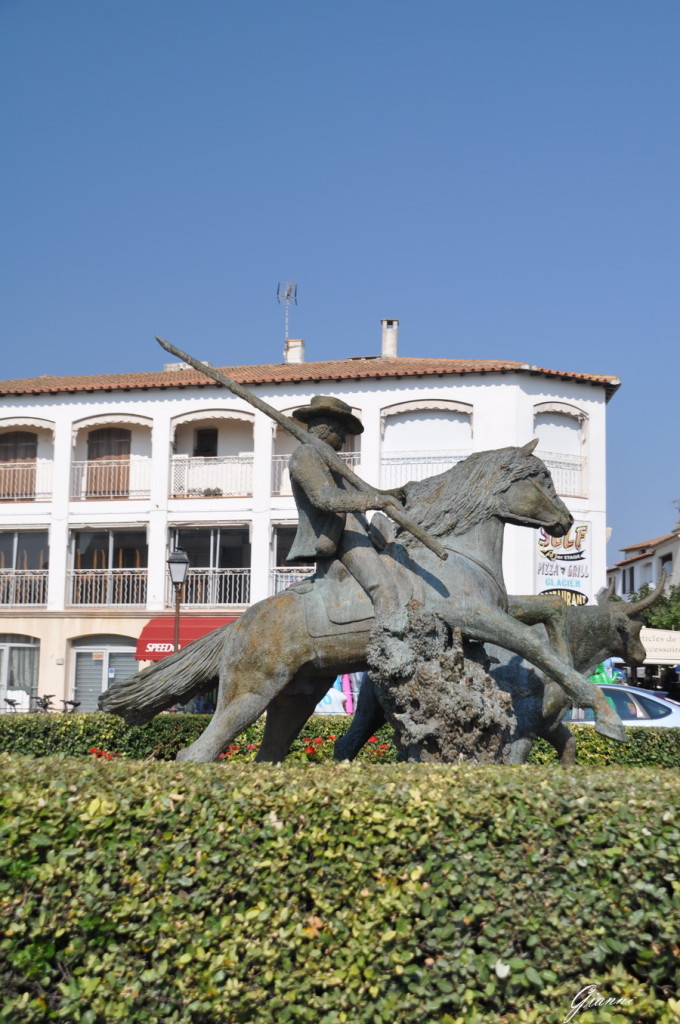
[289,446,399,514]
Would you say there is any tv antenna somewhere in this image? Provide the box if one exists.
[277,281,297,342]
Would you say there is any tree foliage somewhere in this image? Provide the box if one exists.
[629,583,680,630]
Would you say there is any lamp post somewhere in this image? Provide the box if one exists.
[167,548,190,653]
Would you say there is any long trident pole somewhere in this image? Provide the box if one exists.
[156,336,447,560]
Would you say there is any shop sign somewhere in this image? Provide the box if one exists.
[640,628,680,665]
[536,521,591,605]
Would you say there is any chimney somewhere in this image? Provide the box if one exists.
[284,338,305,364]
[381,318,399,358]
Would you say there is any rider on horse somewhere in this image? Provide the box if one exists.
[286,395,412,677]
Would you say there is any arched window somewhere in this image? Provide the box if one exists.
[380,401,472,489]
[86,428,131,497]
[0,431,37,500]
[170,410,255,497]
[533,403,586,497]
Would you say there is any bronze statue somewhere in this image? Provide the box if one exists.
[101,414,628,761]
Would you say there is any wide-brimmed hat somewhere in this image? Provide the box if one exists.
[292,395,364,435]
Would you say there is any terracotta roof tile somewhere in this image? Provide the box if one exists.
[619,531,680,553]
[610,552,654,569]
[0,356,621,399]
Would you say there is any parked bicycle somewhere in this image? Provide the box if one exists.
[4,694,83,713]
[32,694,56,712]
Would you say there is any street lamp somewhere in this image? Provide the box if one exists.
[167,548,190,653]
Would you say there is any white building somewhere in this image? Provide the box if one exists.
[608,528,679,598]
[0,321,619,711]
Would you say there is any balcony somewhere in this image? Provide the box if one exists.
[70,457,152,500]
[269,565,316,595]
[171,568,251,607]
[539,452,586,498]
[0,570,48,606]
[68,569,148,606]
[272,451,360,496]
[0,459,53,501]
[380,450,471,490]
[170,455,253,498]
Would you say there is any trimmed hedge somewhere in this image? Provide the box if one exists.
[0,714,395,764]
[0,712,679,767]
[1,757,678,1023]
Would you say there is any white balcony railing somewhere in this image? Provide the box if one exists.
[170,568,251,607]
[380,450,471,490]
[68,569,148,606]
[0,570,48,606]
[0,459,52,501]
[170,455,253,498]
[539,452,586,498]
[272,451,360,496]
[269,566,316,595]
[70,457,152,499]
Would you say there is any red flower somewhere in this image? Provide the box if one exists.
[368,736,378,743]
[247,744,258,751]
[305,746,315,754]
[313,737,324,745]
[379,744,389,750]
[88,747,99,754]
[303,738,312,744]
[328,735,336,741]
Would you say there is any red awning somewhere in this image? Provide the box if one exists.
[136,616,238,661]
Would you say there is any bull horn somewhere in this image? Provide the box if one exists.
[520,438,539,454]
[596,577,616,605]
[625,571,666,617]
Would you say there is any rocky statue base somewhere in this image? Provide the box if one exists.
[370,606,515,764]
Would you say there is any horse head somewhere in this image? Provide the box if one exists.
[402,439,573,541]
[495,439,574,538]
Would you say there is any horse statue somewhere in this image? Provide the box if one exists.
[100,442,627,760]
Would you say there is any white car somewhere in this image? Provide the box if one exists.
[565,684,680,728]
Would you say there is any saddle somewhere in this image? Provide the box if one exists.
[290,563,375,638]
[289,515,412,638]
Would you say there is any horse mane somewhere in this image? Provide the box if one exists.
[401,447,542,541]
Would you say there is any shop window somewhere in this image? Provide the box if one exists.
[71,634,139,713]
[0,634,40,711]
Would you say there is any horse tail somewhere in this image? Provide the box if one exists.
[98,623,233,725]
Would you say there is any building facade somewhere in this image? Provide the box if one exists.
[608,529,679,598]
[0,324,619,711]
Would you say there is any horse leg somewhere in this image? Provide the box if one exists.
[176,689,276,762]
[256,674,336,763]
[508,597,574,719]
[176,595,311,762]
[465,608,627,742]
[546,722,577,766]
[333,674,386,761]
[507,736,534,764]
[508,596,571,663]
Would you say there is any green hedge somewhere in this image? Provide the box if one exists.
[0,714,395,764]
[0,712,679,767]
[1,757,678,1023]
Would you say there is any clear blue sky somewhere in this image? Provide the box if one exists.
[1,0,678,556]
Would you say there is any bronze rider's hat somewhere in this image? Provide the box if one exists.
[292,395,364,435]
